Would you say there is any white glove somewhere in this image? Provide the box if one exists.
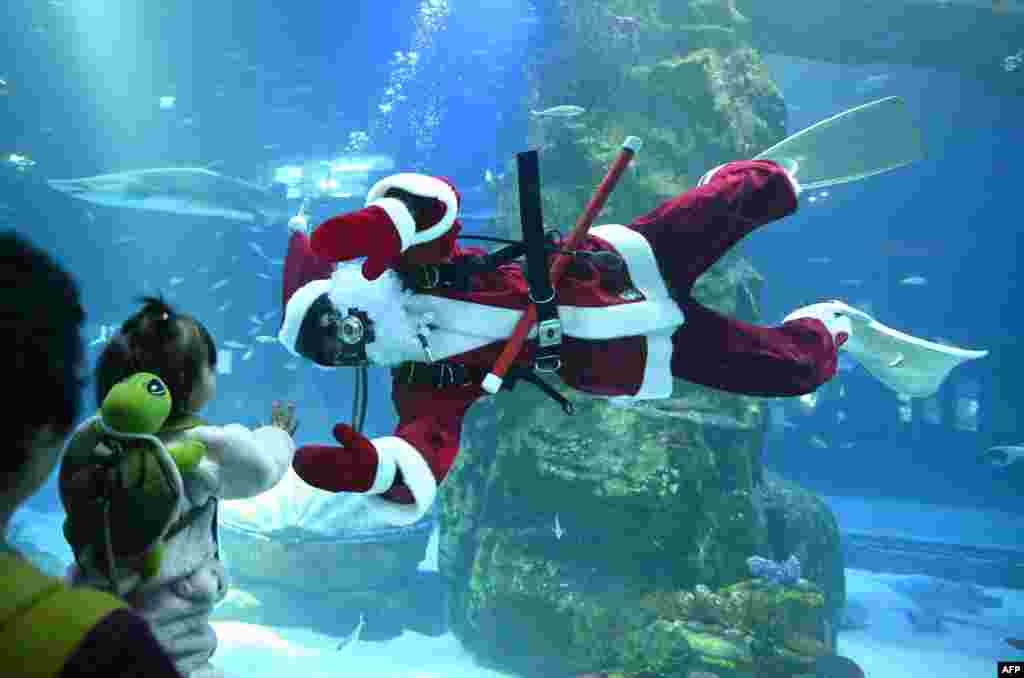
[288,214,309,235]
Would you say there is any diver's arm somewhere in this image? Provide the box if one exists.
[187,424,296,500]
[292,382,481,525]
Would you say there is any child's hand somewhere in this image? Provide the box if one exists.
[269,400,299,436]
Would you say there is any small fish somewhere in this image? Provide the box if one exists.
[839,441,856,450]
[217,301,233,312]
[980,445,1024,468]
[242,349,254,361]
[113,235,138,246]
[257,273,272,280]
[807,256,832,264]
[888,353,905,368]
[248,242,268,259]
[197,266,211,274]
[210,278,230,291]
[283,360,299,371]
[530,105,586,118]
[249,314,263,325]
[899,275,928,286]
[809,435,829,449]
[169,276,185,287]
[262,310,277,320]
[856,73,891,95]
[224,341,248,350]
[836,410,847,424]
[255,335,278,344]
[839,279,864,286]
[248,326,262,336]
[337,613,365,651]
[267,258,284,266]
[553,514,565,540]
[1007,638,1024,650]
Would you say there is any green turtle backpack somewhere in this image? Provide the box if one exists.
[59,373,207,593]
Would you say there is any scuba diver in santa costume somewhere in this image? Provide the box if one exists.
[277,98,987,526]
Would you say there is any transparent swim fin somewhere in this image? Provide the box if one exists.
[755,96,925,190]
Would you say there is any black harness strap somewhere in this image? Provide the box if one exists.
[516,150,562,373]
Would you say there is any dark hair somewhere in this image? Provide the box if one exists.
[0,231,86,473]
[95,296,217,419]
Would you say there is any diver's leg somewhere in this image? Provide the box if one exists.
[625,161,798,299]
[668,297,849,397]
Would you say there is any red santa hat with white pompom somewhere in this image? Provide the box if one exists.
[278,173,462,359]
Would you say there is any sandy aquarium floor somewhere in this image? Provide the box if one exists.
[209,566,1024,678]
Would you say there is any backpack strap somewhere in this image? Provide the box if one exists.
[0,553,126,677]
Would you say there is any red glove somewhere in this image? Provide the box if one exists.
[310,198,415,280]
[292,424,382,493]
[835,331,849,348]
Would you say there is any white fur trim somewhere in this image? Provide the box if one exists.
[635,329,676,399]
[623,136,643,152]
[363,436,438,526]
[367,442,398,494]
[278,279,332,357]
[365,173,459,248]
[368,197,417,253]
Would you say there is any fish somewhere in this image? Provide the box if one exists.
[839,279,864,286]
[249,314,263,325]
[836,410,847,424]
[249,242,268,259]
[553,514,565,540]
[887,353,905,368]
[336,613,364,651]
[814,653,865,678]
[210,278,230,291]
[217,301,233,312]
[223,341,248,350]
[197,266,211,274]
[807,256,832,264]
[979,445,1024,468]
[254,335,278,344]
[899,275,928,286]
[530,105,586,118]
[47,167,291,224]
[809,435,829,449]
[284,360,299,371]
[1007,638,1024,650]
[113,235,138,246]
[257,273,272,280]
[242,349,254,361]
[169,276,185,287]
[267,258,284,266]
[262,310,277,320]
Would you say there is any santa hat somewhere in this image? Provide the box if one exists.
[278,279,332,359]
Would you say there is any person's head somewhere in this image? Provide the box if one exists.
[95,297,218,421]
[0,231,86,508]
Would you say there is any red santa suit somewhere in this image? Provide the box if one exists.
[277,161,852,526]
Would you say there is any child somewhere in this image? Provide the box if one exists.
[63,297,297,678]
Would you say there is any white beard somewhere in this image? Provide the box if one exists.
[327,262,429,367]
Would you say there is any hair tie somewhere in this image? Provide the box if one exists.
[162,312,170,321]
